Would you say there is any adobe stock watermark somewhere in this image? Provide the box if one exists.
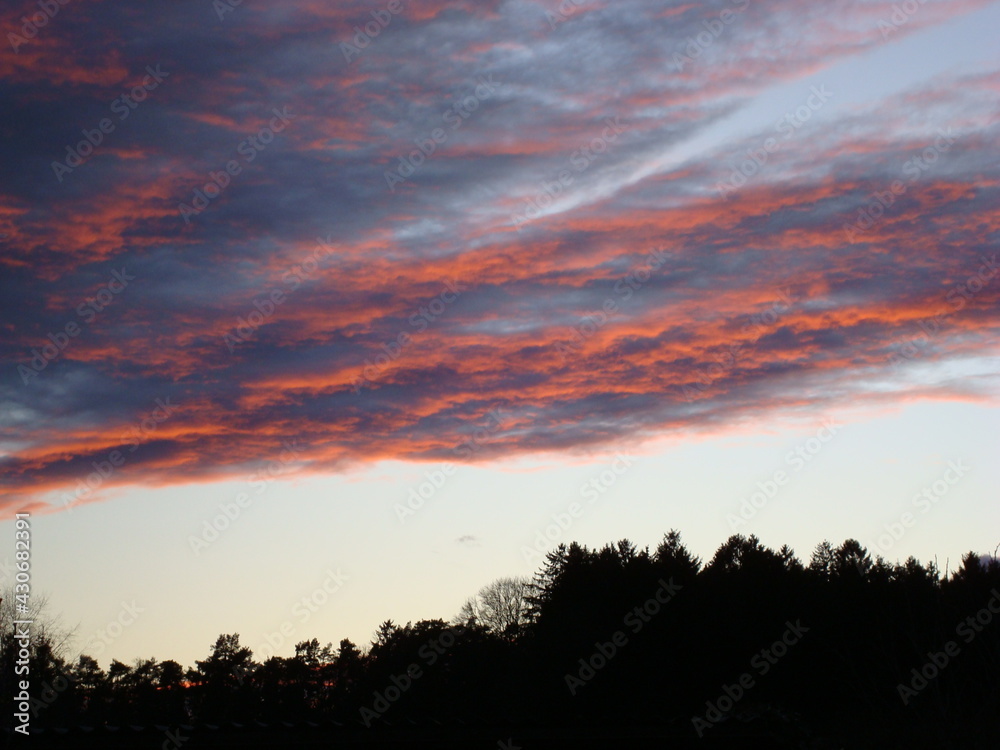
[160,727,191,750]
[887,254,997,368]
[255,568,349,661]
[726,419,841,531]
[672,0,750,71]
[843,128,956,243]
[27,668,76,721]
[7,0,71,53]
[178,106,295,224]
[61,397,178,512]
[359,623,466,726]
[351,280,462,393]
[864,459,969,563]
[716,85,833,200]
[86,600,145,656]
[692,619,809,737]
[878,0,932,40]
[12,612,31,736]
[544,0,591,30]
[394,408,507,523]
[521,453,635,564]
[51,64,169,182]
[340,0,405,63]
[212,0,243,21]
[896,588,1000,705]
[510,116,627,230]
[681,287,796,402]
[188,440,303,554]
[223,235,337,352]
[18,266,136,385]
[385,75,501,192]
[556,247,668,362]
[565,578,682,695]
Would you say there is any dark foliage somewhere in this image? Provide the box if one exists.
[4,531,999,749]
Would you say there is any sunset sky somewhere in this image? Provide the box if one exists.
[1,0,998,669]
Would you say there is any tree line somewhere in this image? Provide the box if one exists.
[3,532,999,748]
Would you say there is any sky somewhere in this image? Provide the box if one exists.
[0,0,998,669]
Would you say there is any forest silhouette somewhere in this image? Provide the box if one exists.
[4,532,1000,749]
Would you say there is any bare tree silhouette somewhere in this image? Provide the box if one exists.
[456,576,531,638]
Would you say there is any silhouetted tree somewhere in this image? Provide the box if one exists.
[655,529,701,580]
[192,633,256,720]
[12,531,1000,748]
[457,576,531,638]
